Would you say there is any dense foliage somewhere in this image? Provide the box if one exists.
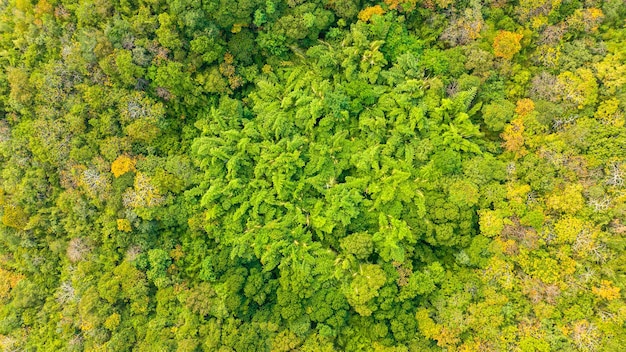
[1,0,626,351]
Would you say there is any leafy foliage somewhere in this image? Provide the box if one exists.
[0,0,625,351]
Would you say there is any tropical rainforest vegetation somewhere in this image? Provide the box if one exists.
[1,0,626,350]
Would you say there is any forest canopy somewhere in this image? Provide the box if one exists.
[1,0,626,351]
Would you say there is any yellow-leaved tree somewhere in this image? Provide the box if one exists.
[1,204,28,230]
[358,5,384,22]
[493,31,523,60]
[592,280,621,300]
[117,219,132,232]
[595,99,624,127]
[557,68,598,109]
[111,155,136,178]
[515,98,535,117]
[501,118,526,157]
